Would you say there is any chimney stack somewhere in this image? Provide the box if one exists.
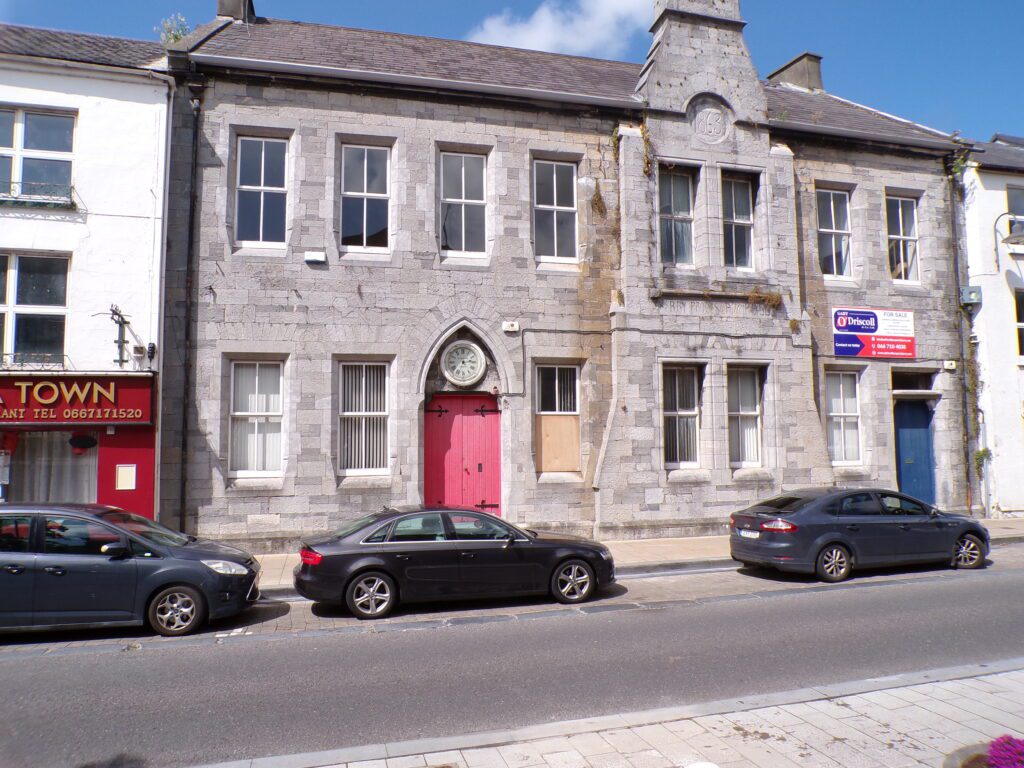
[217,0,255,22]
[653,0,742,23]
[767,52,824,91]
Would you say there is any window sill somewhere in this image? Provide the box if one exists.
[823,276,859,288]
[892,281,926,292]
[337,474,392,489]
[227,476,286,491]
[535,260,581,274]
[731,467,773,483]
[833,465,872,480]
[339,249,393,266]
[0,197,76,211]
[666,468,712,485]
[438,253,492,271]
[536,471,584,485]
[232,246,287,259]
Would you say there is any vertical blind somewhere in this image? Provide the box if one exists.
[663,366,699,464]
[230,361,283,473]
[340,363,388,471]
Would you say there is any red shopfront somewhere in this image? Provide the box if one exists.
[0,374,157,518]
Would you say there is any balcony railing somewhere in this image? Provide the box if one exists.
[0,181,76,209]
[0,352,71,370]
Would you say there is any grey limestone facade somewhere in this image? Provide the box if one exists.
[160,0,973,549]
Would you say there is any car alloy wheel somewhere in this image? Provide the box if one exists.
[954,534,984,569]
[148,586,205,637]
[816,544,851,583]
[346,571,396,619]
[551,560,595,604]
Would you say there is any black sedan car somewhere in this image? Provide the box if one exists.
[729,488,990,582]
[0,504,259,636]
[294,506,615,618]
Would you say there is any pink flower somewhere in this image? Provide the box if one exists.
[988,735,1024,768]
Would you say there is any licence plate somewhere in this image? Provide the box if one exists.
[739,529,760,540]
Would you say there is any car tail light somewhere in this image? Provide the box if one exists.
[761,518,798,533]
[300,548,322,566]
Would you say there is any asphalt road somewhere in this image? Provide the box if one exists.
[3,561,1024,768]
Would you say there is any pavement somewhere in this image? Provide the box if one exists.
[255,515,1024,594]
[192,658,1024,768]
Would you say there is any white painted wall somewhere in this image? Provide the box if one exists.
[963,163,1024,514]
[0,59,171,372]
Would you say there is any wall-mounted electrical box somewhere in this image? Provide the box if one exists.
[960,286,982,306]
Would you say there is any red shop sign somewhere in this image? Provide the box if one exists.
[0,375,153,426]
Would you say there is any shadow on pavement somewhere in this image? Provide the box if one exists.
[308,581,631,621]
[75,755,147,768]
[0,600,291,647]
[735,559,992,585]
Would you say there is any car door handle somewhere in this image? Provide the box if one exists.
[845,525,860,532]
[44,566,66,576]
[395,555,410,561]
[899,524,911,531]
[461,552,476,559]
[3,564,25,575]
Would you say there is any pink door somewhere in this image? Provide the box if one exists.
[424,395,501,516]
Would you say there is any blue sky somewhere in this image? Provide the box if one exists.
[1,0,1019,142]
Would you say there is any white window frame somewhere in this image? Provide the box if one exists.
[727,367,762,468]
[228,360,284,478]
[1008,186,1024,237]
[533,160,578,263]
[1015,290,1024,359]
[887,195,920,283]
[234,136,289,248]
[0,107,75,203]
[658,166,696,267]
[722,176,754,270]
[340,144,391,253]
[0,252,70,365]
[816,189,852,277]
[535,365,579,415]
[662,365,701,469]
[440,152,486,256]
[338,361,390,476]
[825,370,862,465]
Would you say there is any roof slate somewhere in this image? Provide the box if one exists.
[0,23,165,71]
[972,141,1024,173]
[195,18,642,104]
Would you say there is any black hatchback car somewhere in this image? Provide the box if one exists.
[294,506,615,618]
[0,505,259,636]
[729,488,990,582]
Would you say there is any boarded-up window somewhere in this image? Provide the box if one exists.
[535,365,580,472]
[339,363,388,472]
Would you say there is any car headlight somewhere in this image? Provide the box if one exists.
[202,559,249,576]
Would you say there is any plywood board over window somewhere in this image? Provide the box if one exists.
[534,365,580,473]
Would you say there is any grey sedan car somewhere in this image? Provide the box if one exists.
[729,488,990,582]
[0,505,259,635]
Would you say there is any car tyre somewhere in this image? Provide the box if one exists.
[953,534,985,570]
[815,544,852,583]
[551,559,596,604]
[345,571,396,620]
[148,585,205,637]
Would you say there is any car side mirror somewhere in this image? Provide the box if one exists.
[929,508,940,518]
[101,542,128,559]
[502,533,515,549]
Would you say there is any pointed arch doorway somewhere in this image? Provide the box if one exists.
[424,394,501,515]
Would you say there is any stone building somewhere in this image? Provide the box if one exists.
[963,136,1024,515]
[162,0,970,549]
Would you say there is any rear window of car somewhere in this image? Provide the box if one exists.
[334,513,389,539]
[743,495,814,515]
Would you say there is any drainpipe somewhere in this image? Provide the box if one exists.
[946,147,975,515]
[178,87,203,533]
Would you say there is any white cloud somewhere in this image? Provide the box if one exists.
[467,0,651,60]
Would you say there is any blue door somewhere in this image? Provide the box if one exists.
[894,401,936,504]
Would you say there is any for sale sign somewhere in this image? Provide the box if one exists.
[833,307,916,359]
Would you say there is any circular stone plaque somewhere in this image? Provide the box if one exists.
[441,340,487,387]
[694,105,729,144]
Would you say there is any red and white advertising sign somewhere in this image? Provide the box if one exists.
[832,307,916,359]
[0,375,154,426]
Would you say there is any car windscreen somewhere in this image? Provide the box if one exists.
[334,512,389,539]
[741,495,815,515]
[97,511,191,547]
